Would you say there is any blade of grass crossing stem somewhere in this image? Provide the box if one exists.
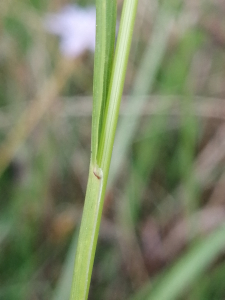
[69,1,139,300]
[130,225,225,300]
[91,0,116,165]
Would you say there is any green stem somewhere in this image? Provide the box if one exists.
[70,165,103,300]
[69,1,139,299]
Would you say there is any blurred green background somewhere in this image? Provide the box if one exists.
[1,0,225,299]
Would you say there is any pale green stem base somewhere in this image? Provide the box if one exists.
[70,164,104,300]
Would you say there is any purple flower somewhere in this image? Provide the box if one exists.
[44,5,96,58]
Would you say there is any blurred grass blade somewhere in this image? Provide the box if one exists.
[92,0,116,165]
[109,1,178,185]
[190,261,225,299]
[53,232,78,300]
[0,58,73,178]
[130,225,225,300]
[148,225,225,300]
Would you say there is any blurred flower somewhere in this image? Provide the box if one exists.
[44,5,96,58]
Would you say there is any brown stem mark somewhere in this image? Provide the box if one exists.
[93,166,103,180]
[93,170,101,180]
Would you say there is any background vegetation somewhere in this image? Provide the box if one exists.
[1,0,225,299]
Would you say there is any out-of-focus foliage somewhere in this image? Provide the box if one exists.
[1,0,225,300]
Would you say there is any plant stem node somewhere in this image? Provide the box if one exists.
[93,166,103,180]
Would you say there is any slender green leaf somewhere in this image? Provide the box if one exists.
[97,0,139,170]
[92,0,116,165]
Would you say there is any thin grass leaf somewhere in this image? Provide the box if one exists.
[92,0,116,165]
